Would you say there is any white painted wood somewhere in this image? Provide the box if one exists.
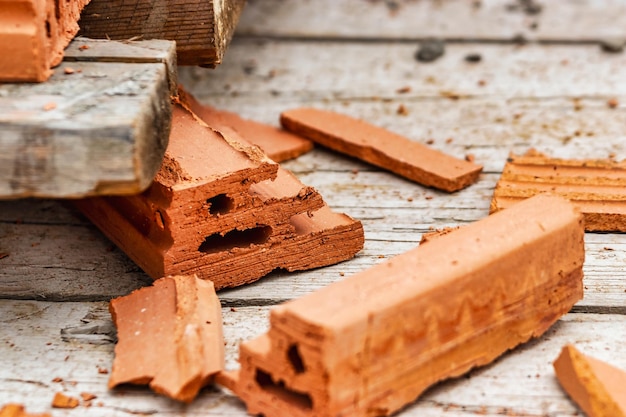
[0,299,624,416]
[236,0,626,41]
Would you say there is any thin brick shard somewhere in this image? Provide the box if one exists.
[108,275,224,403]
[227,194,584,417]
[280,107,482,192]
[180,88,313,162]
[74,101,363,289]
[491,149,626,231]
[554,345,626,417]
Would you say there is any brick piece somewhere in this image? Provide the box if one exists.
[491,148,626,231]
[108,275,224,403]
[0,404,50,417]
[227,194,584,417]
[0,0,91,82]
[74,101,363,288]
[554,345,626,417]
[180,88,313,162]
[280,107,482,192]
[51,392,79,409]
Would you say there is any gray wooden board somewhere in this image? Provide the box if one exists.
[0,38,176,199]
[0,299,625,416]
[237,0,626,42]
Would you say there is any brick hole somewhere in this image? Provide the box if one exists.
[154,210,165,230]
[45,19,51,38]
[287,344,305,374]
[198,226,271,254]
[255,369,313,409]
[207,194,233,215]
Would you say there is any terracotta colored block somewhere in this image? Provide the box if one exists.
[0,404,50,417]
[74,101,363,288]
[491,149,626,231]
[50,392,79,409]
[280,107,483,192]
[554,345,626,417]
[109,275,224,403]
[180,88,313,162]
[0,0,91,82]
[227,194,584,417]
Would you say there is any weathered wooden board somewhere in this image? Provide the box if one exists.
[237,0,626,42]
[79,0,246,66]
[0,38,176,199]
[0,299,624,416]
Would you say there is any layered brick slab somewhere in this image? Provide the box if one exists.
[225,194,585,417]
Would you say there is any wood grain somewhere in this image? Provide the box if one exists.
[0,38,176,199]
[79,0,246,66]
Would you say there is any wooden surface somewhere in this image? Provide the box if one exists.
[0,38,176,199]
[2,1,626,415]
[79,0,246,66]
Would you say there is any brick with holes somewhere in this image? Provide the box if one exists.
[218,194,585,417]
[74,99,364,289]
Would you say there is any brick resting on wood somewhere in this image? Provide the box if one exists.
[553,344,626,417]
[280,107,483,192]
[0,404,50,417]
[218,194,585,417]
[491,148,626,232]
[74,100,364,289]
[0,0,91,82]
[109,275,224,403]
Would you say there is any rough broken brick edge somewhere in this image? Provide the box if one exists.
[553,344,626,417]
[491,149,626,232]
[108,275,224,403]
[225,194,585,417]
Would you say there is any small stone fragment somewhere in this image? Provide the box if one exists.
[415,39,445,63]
[600,38,626,53]
[465,53,482,63]
[608,98,619,108]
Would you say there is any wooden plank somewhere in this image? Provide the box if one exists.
[0,37,176,199]
[180,41,626,100]
[0,299,625,416]
[236,0,626,42]
[0,0,91,82]
[79,0,246,66]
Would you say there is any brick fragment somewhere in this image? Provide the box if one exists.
[0,0,91,82]
[51,392,79,409]
[227,194,584,417]
[554,344,626,417]
[280,107,482,192]
[491,148,626,231]
[0,404,50,417]
[74,101,363,289]
[180,88,313,162]
[109,275,224,403]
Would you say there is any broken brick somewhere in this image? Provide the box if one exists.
[179,88,313,162]
[0,404,50,417]
[51,392,79,409]
[226,194,584,417]
[554,344,626,416]
[109,275,224,403]
[491,149,626,231]
[0,0,91,82]
[280,107,482,192]
[74,101,363,289]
